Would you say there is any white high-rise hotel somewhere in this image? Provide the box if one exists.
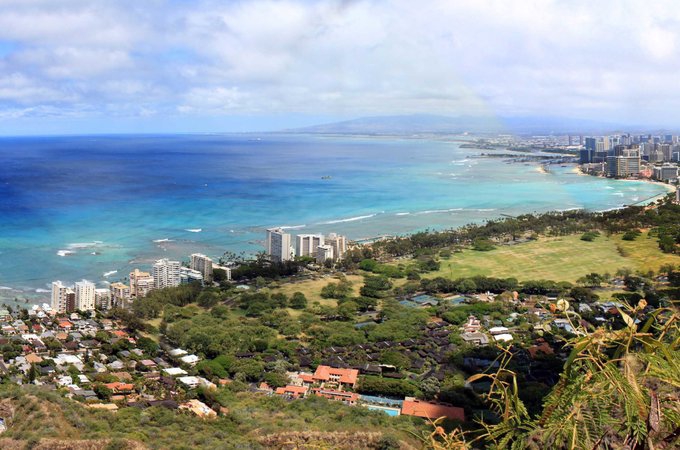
[153,258,181,289]
[266,228,294,262]
[51,281,71,313]
[296,234,324,257]
[74,280,96,311]
[266,229,348,263]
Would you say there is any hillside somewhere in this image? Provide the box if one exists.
[287,114,629,135]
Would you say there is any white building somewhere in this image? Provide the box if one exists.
[74,280,96,311]
[653,164,679,182]
[316,244,334,264]
[326,233,347,261]
[190,253,214,282]
[153,258,181,289]
[95,288,112,310]
[180,267,204,285]
[266,228,293,262]
[51,281,70,314]
[295,234,324,257]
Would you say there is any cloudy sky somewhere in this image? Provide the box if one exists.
[0,0,678,134]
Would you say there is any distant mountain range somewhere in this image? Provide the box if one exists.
[287,114,637,135]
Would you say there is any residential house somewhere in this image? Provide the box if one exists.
[401,397,465,422]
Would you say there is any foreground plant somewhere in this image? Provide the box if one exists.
[423,300,679,449]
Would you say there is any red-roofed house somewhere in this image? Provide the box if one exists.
[275,385,308,398]
[58,320,73,329]
[312,365,359,388]
[299,373,315,384]
[401,397,465,422]
[104,382,135,395]
[311,388,360,405]
[528,341,554,359]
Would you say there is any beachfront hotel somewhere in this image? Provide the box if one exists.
[266,228,294,262]
[325,233,347,261]
[607,145,641,178]
[50,281,71,314]
[74,280,96,311]
[266,229,348,263]
[153,258,181,289]
[295,234,324,257]
[95,288,112,310]
[190,253,214,282]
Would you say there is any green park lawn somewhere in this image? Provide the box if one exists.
[428,232,680,283]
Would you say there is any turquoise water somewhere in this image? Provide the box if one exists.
[0,134,668,305]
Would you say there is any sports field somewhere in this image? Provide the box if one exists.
[427,233,680,283]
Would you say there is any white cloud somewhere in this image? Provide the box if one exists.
[1,0,680,128]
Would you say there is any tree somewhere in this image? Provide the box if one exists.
[93,383,112,401]
[263,372,289,388]
[379,350,410,371]
[420,377,441,400]
[336,301,358,320]
[360,275,392,298]
[197,359,228,379]
[136,336,159,356]
[197,290,221,308]
[212,268,228,283]
[289,292,307,309]
[472,239,496,251]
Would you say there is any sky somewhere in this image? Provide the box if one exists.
[0,0,679,135]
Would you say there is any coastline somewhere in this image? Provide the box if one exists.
[574,163,676,206]
[1,138,673,307]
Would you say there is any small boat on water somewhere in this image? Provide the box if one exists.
[321,175,332,180]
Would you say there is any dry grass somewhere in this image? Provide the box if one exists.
[269,274,364,305]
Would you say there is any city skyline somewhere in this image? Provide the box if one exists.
[2,0,680,135]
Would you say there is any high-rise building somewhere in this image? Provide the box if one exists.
[653,164,679,182]
[153,258,181,289]
[316,244,334,264]
[190,253,213,282]
[661,144,673,162]
[266,228,293,262]
[51,281,70,314]
[130,268,155,298]
[601,137,611,151]
[607,145,641,178]
[95,288,112,310]
[582,137,597,163]
[110,282,131,308]
[74,280,96,311]
[326,233,347,261]
[295,234,324,257]
[651,149,665,163]
[65,290,76,313]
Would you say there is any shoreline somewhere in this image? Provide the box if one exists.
[3,162,674,306]
[574,163,676,206]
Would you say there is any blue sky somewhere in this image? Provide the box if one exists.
[0,0,679,135]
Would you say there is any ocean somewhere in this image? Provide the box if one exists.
[0,134,669,306]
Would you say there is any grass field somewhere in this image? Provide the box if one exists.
[427,232,680,283]
[269,274,365,306]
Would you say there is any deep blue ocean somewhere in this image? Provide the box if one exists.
[0,134,669,305]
